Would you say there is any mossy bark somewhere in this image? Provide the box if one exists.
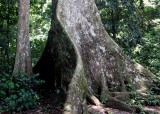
[34,0,159,113]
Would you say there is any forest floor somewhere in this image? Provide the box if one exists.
[14,90,160,114]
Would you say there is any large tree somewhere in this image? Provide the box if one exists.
[13,0,32,74]
[34,0,160,113]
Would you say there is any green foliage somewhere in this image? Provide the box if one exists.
[0,0,18,73]
[125,84,134,91]
[30,0,51,38]
[96,0,160,78]
[31,38,47,65]
[132,0,160,77]
[133,28,160,76]
[128,78,160,109]
[96,0,143,55]
[129,91,160,107]
[29,0,51,66]
[100,97,108,104]
[0,72,44,113]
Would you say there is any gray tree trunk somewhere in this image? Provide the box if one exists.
[34,0,159,113]
[13,0,32,74]
[56,0,159,113]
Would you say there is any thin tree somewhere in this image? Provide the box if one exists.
[13,0,32,75]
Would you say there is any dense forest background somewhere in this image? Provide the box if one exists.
[0,0,159,77]
[0,0,160,113]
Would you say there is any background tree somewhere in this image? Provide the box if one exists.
[13,0,32,74]
[0,0,50,75]
[0,1,44,113]
[0,0,18,74]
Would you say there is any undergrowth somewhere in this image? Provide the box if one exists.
[0,72,44,113]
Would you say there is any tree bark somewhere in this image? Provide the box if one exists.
[34,0,159,113]
[33,0,76,89]
[13,0,32,75]
[56,0,159,113]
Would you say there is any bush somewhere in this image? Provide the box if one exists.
[0,72,44,113]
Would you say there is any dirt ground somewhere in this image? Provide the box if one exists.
[1,90,160,114]
[18,91,160,114]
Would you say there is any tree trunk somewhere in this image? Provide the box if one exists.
[33,0,76,90]
[34,0,159,113]
[13,0,32,74]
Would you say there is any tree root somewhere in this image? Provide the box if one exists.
[87,93,104,106]
[138,92,160,98]
[134,63,158,79]
[87,94,159,114]
[111,92,160,100]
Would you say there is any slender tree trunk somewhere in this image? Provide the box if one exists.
[13,0,32,75]
[111,10,117,39]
